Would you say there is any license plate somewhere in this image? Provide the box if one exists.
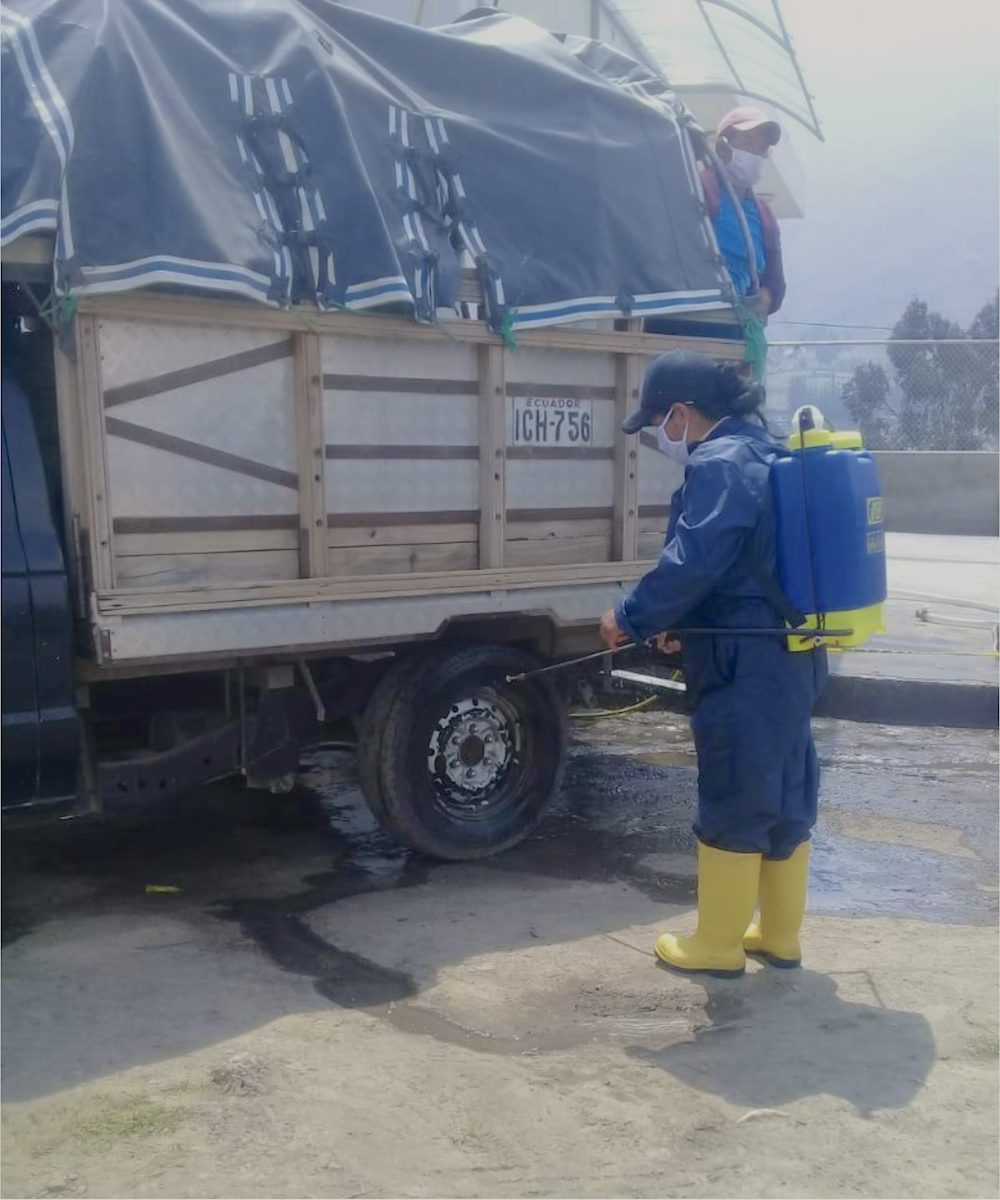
[511,397,593,447]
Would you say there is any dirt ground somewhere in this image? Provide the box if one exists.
[2,714,997,1200]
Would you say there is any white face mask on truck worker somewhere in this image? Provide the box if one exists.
[724,146,766,191]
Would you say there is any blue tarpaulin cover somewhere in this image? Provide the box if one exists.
[1,0,733,330]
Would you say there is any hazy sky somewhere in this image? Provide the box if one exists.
[773,0,999,333]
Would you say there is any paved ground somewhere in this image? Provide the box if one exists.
[2,712,998,1200]
[832,534,999,687]
[885,533,999,611]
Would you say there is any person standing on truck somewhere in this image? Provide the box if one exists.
[598,351,826,978]
[644,106,784,345]
[704,105,786,318]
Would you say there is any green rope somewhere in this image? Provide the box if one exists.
[736,299,768,382]
[23,284,77,334]
[498,305,518,350]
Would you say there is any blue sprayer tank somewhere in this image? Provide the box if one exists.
[771,415,887,651]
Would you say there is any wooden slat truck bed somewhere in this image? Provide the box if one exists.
[60,295,742,668]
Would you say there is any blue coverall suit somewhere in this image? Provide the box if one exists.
[614,417,827,859]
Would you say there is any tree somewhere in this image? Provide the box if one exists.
[888,299,968,449]
[969,292,999,449]
[821,295,997,449]
[841,361,892,449]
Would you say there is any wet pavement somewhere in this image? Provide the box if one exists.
[3,710,998,1200]
[3,712,996,1107]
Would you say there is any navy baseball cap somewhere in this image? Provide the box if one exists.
[621,351,721,433]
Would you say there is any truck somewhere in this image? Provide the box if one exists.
[1,0,765,858]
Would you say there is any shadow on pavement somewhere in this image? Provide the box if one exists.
[633,966,936,1115]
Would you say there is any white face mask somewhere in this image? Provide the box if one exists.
[723,146,766,191]
[655,406,690,465]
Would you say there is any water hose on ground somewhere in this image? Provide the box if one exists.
[569,695,659,720]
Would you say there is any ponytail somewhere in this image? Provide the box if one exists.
[696,363,767,422]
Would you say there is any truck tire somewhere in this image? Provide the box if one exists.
[364,645,566,860]
[356,653,430,828]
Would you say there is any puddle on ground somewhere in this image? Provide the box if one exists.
[380,1002,590,1055]
[379,999,721,1057]
[637,750,698,769]
[822,809,980,860]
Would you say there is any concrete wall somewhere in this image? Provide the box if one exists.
[874,452,1000,536]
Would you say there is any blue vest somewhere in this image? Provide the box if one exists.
[714,189,765,296]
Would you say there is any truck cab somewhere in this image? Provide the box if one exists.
[2,313,78,815]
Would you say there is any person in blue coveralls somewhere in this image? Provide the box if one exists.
[599,351,827,978]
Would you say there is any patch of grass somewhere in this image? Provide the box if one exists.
[969,1033,1000,1061]
[161,1079,201,1096]
[70,1094,188,1144]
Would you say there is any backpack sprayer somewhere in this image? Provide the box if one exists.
[508,407,888,686]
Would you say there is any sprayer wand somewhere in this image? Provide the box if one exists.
[505,625,852,684]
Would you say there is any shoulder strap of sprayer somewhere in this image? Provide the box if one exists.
[739,442,808,630]
[739,542,807,629]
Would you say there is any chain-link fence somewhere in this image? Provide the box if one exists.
[764,339,999,451]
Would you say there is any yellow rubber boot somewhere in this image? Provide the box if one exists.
[744,842,811,968]
[655,843,762,978]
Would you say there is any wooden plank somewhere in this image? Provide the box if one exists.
[325,444,478,461]
[477,342,506,569]
[506,517,611,542]
[294,331,328,577]
[505,534,612,568]
[328,514,617,547]
[76,314,116,590]
[506,506,614,522]
[115,550,300,589]
[612,320,642,562]
[53,340,86,606]
[95,559,649,615]
[328,542,478,577]
[1,233,54,265]
[104,340,292,407]
[639,512,670,534]
[104,417,299,489]
[638,531,666,559]
[116,529,299,557]
[323,373,476,396]
[327,509,479,528]
[114,515,298,534]
[507,447,613,462]
[327,506,616,527]
[505,382,616,401]
[328,522,479,549]
[79,295,746,360]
